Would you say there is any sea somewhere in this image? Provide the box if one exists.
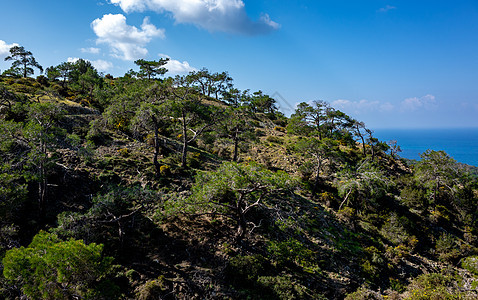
[373,128,478,167]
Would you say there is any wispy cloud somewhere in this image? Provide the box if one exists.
[378,5,397,13]
[0,40,19,57]
[331,99,395,114]
[400,94,436,111]
[80,47,101,54]
[108,0,280,35]
[91,14,165,61]
[330,94,437,121]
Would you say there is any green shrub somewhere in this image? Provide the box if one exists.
[226,254,269,287]
[256,275,313,300]
[187,151,201,168]
[404,273,463,300]
[255,128,265,137]
[266,135,283,144]
[159,165,171,176]
[462,256,478,275]
[400,185,427,211]
[2,231,116,299]
[435,232,460,263]
[298,160,314,181]
[345,286,382,300]
[117,147,129,157]
[267,238,317,271]
[136,276,168,300]
[380,213,410,245]
[11,83,36,94]
[36,75,49,86]
[86,118,108,145]
[274,126,286,133]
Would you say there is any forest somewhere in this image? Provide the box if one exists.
[1,46,478,299]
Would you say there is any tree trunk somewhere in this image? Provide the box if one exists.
[233,128,239,162]
[117,220,125,250]
[361,135,366,156]
[181,111,188,168]
[38,174,46,215]
[312,158,321,196]
[38,139,47,216]
[235,195,247,243]
[236,214,247,243]
[316,119,322,140]
[152,119,161,176]
[339,189,353,211]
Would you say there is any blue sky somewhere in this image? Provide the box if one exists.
[1,0,477,129]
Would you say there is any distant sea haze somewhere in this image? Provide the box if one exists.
[373,128,478,167]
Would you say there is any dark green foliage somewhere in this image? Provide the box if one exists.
[404,273,469,299]
[4,46,43,78]
[293,137,342,194]
[189,68,233,100]
[435,232,460,263]
[400,181,428,212]
[267,238,321,274]
[415,150,460,206]
[226,255,318,299]
[54,186,160,250]
[189,161,296,240]
[2,60,478,299]
[226,254,269,286]
[134,58,169,80]
[256,275,312,300]
[249,90,278,114]
[336,161,391,211]
[135,276,168,300]
[2,231,116,299]
[462,256,478,275]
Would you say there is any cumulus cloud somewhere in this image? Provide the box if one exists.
[0,40,19,57]
[67,57,80,63]
[378,5,397,13]
[158,53,196,74]
[91,59,114,72]
[91,14,165,61]
[400,94,436,111]
[332,99,395,114]
[80,47,101,54]
[108,0,280,35]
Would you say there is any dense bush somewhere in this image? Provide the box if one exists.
[2,231,117,299]
[462,256,478,275]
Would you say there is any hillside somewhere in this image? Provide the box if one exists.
[1,66,478,300]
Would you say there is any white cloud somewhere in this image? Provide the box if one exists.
[331,95,437,118]
[400,94,436,111]
[0,40,19,57]
[91,59,114,72]
[332,99,395,114]
[80,47,101,54]
[378,5,397,13]
[259,14,280,30]
[91,14,165,61]
[159,53,196,74]
[67,57,80,63]
[108,0,280,35]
